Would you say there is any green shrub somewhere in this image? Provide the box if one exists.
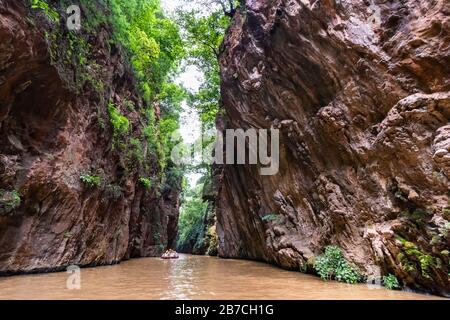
[314,246,363,284]
[80,174,101,188]
[109,0,184,102]
[108,103,130,138]
[127,138,145,166]
[397,237,437,279]
[143,108,157,148]
[0,190,21,212]
[383,274,400,290]
[139,177,152,190]
[124,100,135,111]
[177,183,209,248]
[443,208,450,216]
[30,0,59,22]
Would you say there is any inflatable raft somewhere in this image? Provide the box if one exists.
[161,250,179,260]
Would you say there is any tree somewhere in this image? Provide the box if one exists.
[177,182,209,247]
[110,0,185,101]
[108,0,188,186]
[176,1,237,130]
[198,0,242,17]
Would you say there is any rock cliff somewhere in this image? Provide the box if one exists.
[0,0,180,274]
[217,0,450,296]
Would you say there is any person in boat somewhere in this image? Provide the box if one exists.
[161,249,179,259]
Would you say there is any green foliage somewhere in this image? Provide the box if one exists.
[107,1,186,182]
[141,105,182,176]
[109,0,184,102]
[176,2,235,130]
[37,2,109,94]
[127,138,144,165]
[80,174,101,188]
[158,117,180,164]
[29,0,187,193]
[78,1,109,33]
[261,213,282,224]
[410,209,430,221]
[140,84,185,175]
[124,100,135,110]
[108,103,130,135]
[0,190,21,212]
[397,237,437,279]
[443,207,450,216]
[30,0,59,22]
[158,82,186,115]
[383,274,400,290]
[314,246,363,284]
[177,182,209,247]
[108,103,130,149]
[139,177,152,190]
[143,107,158,148]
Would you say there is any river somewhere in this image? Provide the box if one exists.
[0,254,443,300]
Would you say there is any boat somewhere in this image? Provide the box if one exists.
[161,249,179,260]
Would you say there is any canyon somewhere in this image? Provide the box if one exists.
[0,0,449,298]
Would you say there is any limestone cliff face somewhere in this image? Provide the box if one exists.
[0,0,180,274]
[217,0,450,295]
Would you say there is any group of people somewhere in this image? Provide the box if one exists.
[161,249,179,259]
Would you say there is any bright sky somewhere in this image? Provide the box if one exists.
[160,0,178,12]
[161,0,208,15]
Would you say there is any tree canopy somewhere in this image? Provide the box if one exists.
[176,0,238,130]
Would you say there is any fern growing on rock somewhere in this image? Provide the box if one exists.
[314,246,363,284]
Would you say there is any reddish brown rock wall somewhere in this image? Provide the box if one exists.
[217,0,450,296]
[0,0,180,274]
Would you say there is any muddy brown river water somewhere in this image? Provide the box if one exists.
[0,254,444,300]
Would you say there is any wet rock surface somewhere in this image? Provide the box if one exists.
[217,0,450,296]
[0,0,180,274]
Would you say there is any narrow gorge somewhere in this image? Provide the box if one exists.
[0,0,449,299]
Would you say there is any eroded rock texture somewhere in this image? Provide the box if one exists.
[0,0,180,273]
[218,0,450,295]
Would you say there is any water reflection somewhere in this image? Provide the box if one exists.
[164,257,197,299]
[0,255,443,300]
